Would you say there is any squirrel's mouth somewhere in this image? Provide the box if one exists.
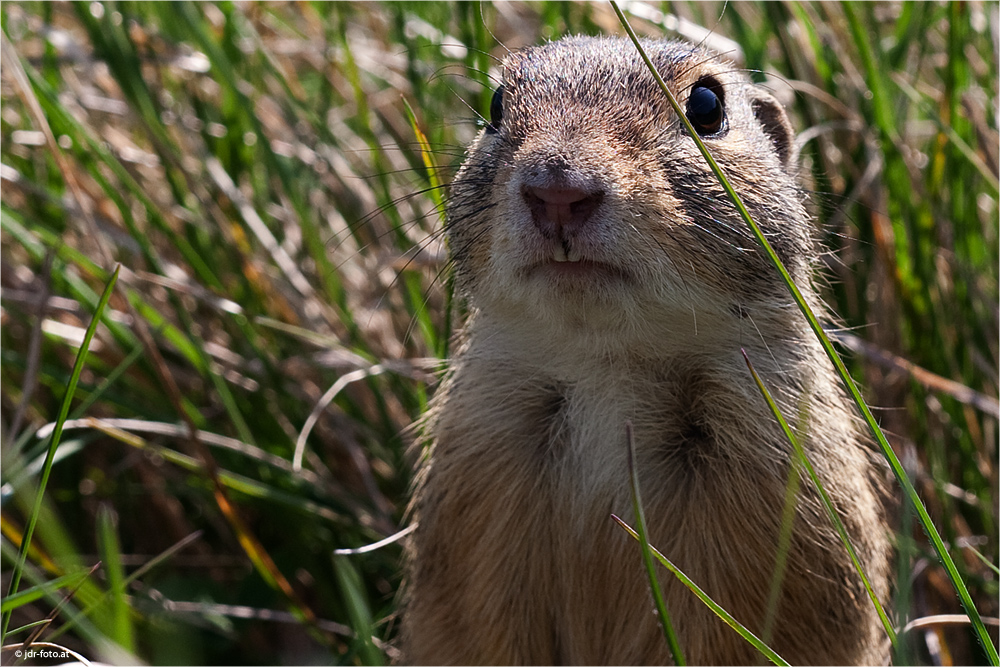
[524,257,631,286]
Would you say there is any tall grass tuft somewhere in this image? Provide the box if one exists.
[1,2,996,664]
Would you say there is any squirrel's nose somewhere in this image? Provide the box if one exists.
[522,185,604,240]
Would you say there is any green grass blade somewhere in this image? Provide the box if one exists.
[401,97,444,209]
[1,264,120,643]
[0,571,91,614]
[96,505,134,652]
[760,434,802,646]
[967,547,1000,577]
[623,422,685,665]
[611,5,998,662]
[6,619,52,636]
[66,344,146,421]
[400,96,446,356]
[611,516,789,666]
[332,554,384,666]
[741,349,897,647]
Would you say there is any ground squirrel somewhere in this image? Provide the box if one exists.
[401,36,893,665]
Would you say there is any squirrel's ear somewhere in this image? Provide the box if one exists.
[751,89,795,171]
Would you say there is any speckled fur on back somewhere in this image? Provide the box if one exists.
[400,36,893,665]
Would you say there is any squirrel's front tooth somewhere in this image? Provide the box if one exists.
[553,246,568,262]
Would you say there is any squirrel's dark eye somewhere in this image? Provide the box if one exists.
[686,81,726,136]
[487,85,504,133]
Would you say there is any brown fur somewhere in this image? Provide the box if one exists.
[400,37,892,665]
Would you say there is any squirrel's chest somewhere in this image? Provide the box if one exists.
[420,367,776,663]
[437,365,726,525]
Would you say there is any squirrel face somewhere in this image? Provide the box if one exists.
[446,37,814,335]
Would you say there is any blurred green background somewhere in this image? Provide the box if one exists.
[1,2,997,664]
